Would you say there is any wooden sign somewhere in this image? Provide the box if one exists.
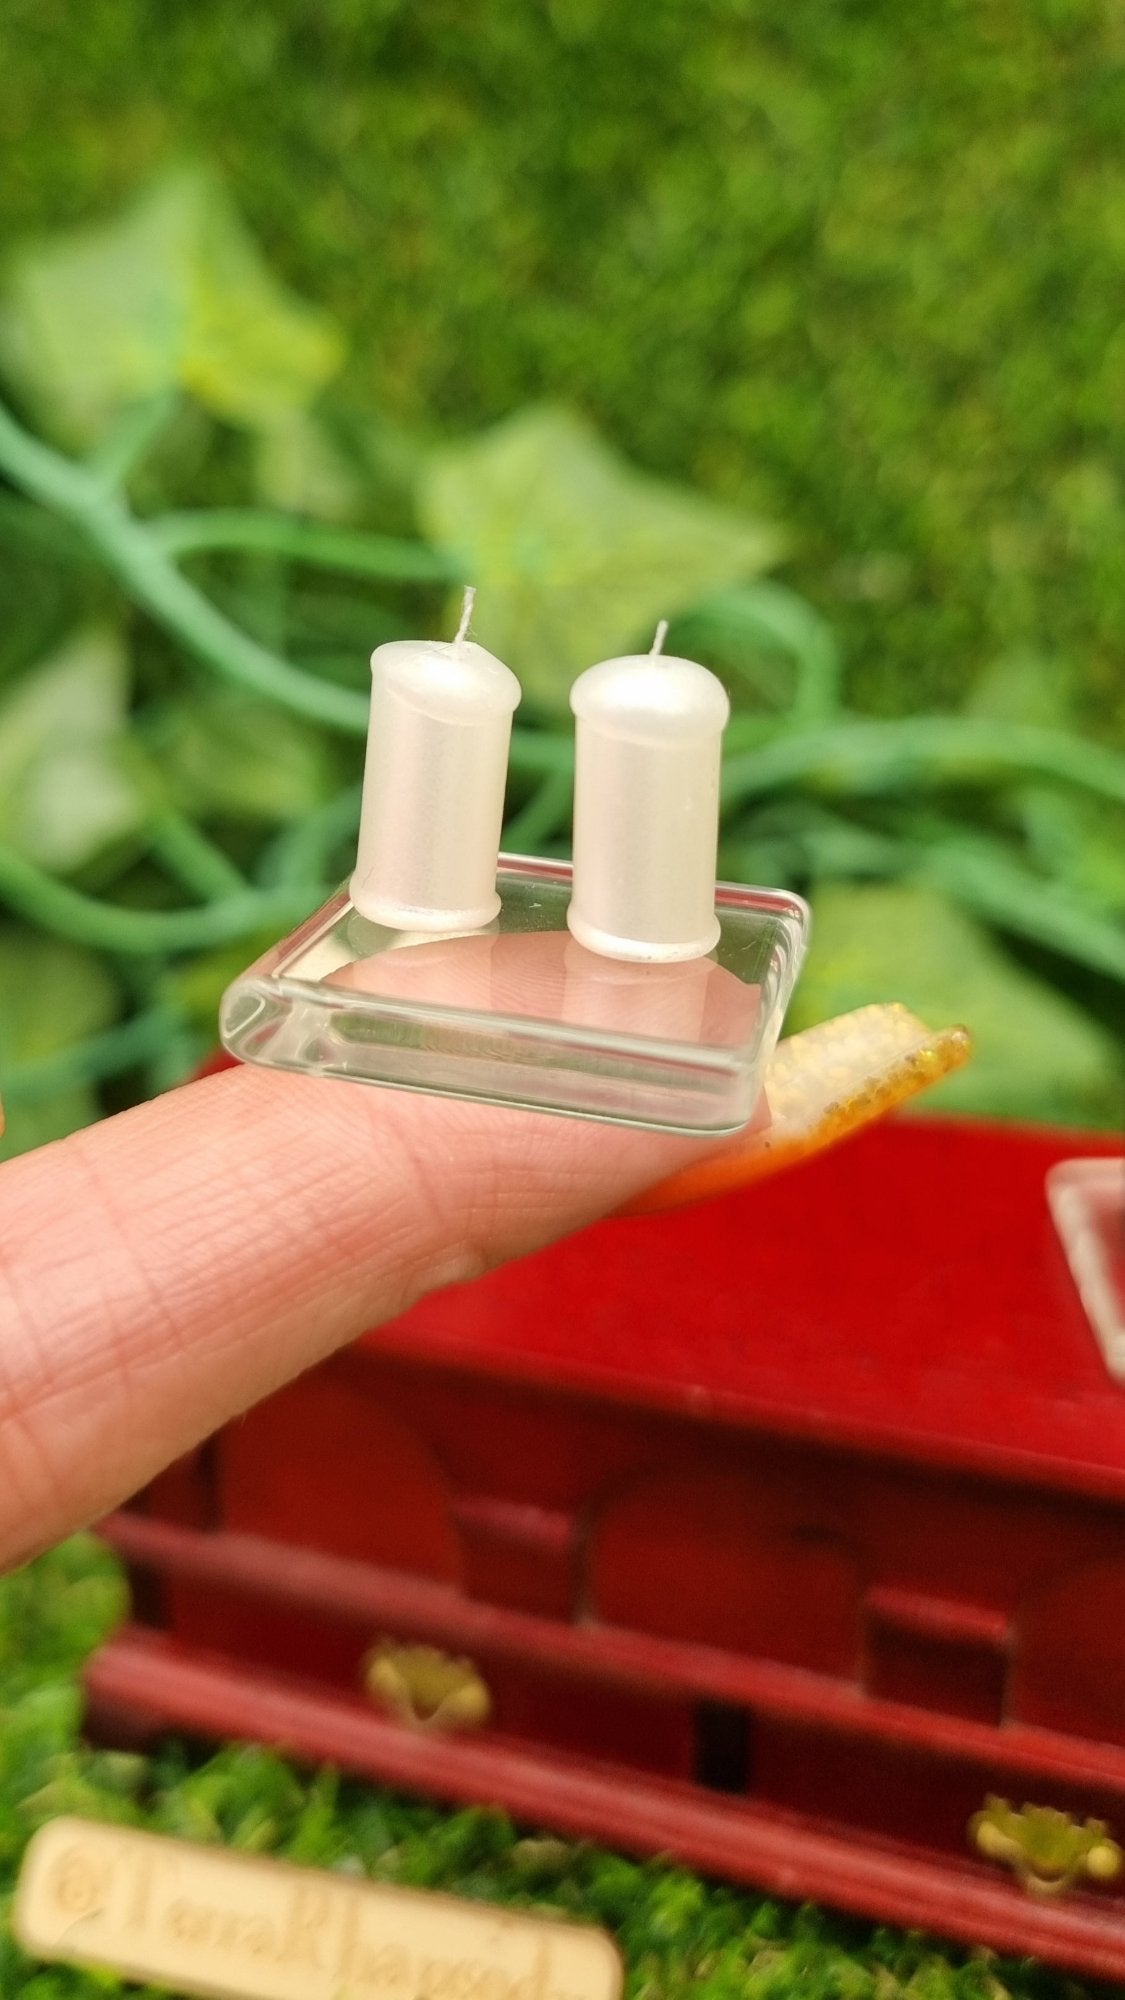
[14,1817,623,2000]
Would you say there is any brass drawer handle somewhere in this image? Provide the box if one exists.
[363,1640,491,1733]
[970,1796,1123,1898]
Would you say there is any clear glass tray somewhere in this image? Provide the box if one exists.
[220,855,809,1134]
[1048,1158,1125,1381]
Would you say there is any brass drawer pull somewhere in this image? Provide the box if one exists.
[363,1640,491,1733]
[970,1796,1123,1898]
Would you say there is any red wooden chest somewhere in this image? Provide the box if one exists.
[91,1116,1125,1978]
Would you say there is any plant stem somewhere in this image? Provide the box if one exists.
[0,839,317,954]
[920,839,1125,983]
[677,581,842,725]
[729,809,1125,985]
[0,399,369,733]
[0,399,575,813]
[91,503,372,731]
[1,1007,181,1100]
[86,389,181,493]
[155,508,464,584]
[257,784,362,889]
[147,809,249,902]
[0,400,579,762]
[721,715,1125,812]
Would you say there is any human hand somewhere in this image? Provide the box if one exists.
[0,1065,717,1573]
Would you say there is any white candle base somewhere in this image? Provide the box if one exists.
[565,906,721,965]
[352,892,503,934]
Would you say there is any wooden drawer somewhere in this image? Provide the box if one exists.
[93,1114,1125,1980]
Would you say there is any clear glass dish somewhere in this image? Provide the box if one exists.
[220,855,809,1135]
[1048,1158,1125,1381]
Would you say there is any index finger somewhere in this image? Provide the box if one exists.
[0,1064,715,1572]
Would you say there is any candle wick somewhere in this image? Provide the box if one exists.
[454,585,477,648]
[650,618,669,657]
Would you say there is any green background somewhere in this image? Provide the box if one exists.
[4,0,1125,731]
[0,8,1124,1992]
[0,0,1122,1150]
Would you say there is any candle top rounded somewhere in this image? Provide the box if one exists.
[371,639,521,723]
[570,653,730,741]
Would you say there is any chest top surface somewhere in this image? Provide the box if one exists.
[363,1116,1125,1498]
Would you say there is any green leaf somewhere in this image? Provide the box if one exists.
[0,629,143,871]
[673,580,841,722]
[1015,791,1125,913]
[253,408,369,522]
[789,882,1122,1126]
[419,405,784,713]
[963,650,1076,729]
[0,503,97,690]
[0,927,119,1159]
[145,688,340,824]
[965,657,1125,911]
[0,165,343,442]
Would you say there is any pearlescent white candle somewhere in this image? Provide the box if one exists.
[568,645,730,962]
[350,609,520,931]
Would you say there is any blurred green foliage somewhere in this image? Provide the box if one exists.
[0,28,1121,1978]
[3,0,1125,734]
[0,1537,1103,1999]
[421,406,783,713]
[789,884,1121,1127]
[0,164,1122,1150]
[0,164,342,442]
[0,9,1122,1153]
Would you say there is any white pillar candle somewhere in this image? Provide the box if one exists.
[567,630,730,963]
[350,595,521,931]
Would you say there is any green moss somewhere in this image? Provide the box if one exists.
[0,1538,1116,1996]
[2,0,1123,731]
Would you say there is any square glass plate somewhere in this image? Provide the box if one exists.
[220,854,809,1134]
[1048,1158,1125,1381]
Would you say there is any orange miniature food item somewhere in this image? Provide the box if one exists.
[625,1002,972,1214]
